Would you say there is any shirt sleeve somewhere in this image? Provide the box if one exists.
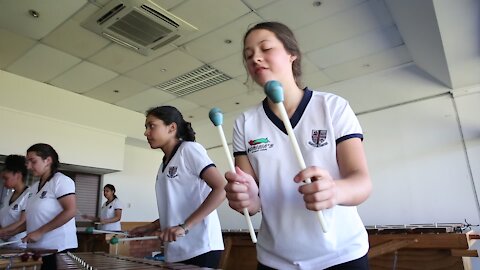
[233,113,247,155]
[113,198,123,210]
[184,142,214,177]
[329,95,363,144]
[54,173,76,199]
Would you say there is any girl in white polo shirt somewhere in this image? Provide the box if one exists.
[224,22,372,270]
[0,155,30,249]
[83,184,123,231]
[23,143,78,270]
[130,106,225,268]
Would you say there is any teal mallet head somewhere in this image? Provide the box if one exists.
[264,80,284,103]
[85,227,94,234]
[110,236,119,245]
[209,107,223,126]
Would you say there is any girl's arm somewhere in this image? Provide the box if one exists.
[100,209,122,224]
[0,212,26,237]
[23,194,76,242]
[180,166,226,231]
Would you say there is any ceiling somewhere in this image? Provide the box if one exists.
[1,0,478,125]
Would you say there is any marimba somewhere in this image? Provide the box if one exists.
[367,223,479,270]
[57,252,218,269]
[0,248,54,269]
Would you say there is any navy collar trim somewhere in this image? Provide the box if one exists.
[262,88,312,134]
[162,141,183,172]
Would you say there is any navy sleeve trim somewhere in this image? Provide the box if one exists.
[57,192,75,200]
[233,151,247,157]
[336,133,363,144]
[199,163,216,179]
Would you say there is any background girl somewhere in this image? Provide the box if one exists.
[83,184,123,231]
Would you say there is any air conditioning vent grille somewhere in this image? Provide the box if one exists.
[141,5,179,28]
[97,4,125,25]
[156,65,232,96]
[108,10,172,46]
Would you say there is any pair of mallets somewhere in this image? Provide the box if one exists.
[208,80,328,244]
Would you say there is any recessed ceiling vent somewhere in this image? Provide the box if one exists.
[156,65,232,96]
[82,0,197,55]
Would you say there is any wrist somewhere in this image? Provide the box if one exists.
[178,223,189,234]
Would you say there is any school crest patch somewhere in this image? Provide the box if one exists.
[40,191,48,199]
[12,204,18,210]
[167,166,178,178]
[309,130,328,147]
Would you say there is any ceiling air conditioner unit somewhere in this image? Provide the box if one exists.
[82,0,197,56]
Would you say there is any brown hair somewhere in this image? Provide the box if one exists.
[243,21,303,88]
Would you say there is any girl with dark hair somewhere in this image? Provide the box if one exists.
[0,155,30,248]
[224,22,372,270]
[130,105,225,268]
[23,143,77,270]
[83,184,123,231]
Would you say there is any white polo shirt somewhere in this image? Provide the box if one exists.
[233,89,369,270]
[99,197,123,231]
[0,187,30,248]
[155,141,224,262]
[25,172,78,252]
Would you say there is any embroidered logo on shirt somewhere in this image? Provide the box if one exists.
[12,204,18,210]
[309,130,328,147]
[109,205,112,209]
[39,191,47,199]
[167,166,178,178]
[247,137,274,154]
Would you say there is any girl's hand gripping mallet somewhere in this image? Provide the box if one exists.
[264,80,328,233]
[209,108,257,243]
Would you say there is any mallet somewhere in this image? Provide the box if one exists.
[209,108,257,243]
[0,239,22,247]
[85,226,128,236]
[264,80,328,233]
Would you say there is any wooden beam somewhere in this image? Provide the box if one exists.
[368,239,418,259]
[450,249,479,257]
[369,233,469,249]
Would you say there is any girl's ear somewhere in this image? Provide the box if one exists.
[169,122,177,134]
[290,55,297,63]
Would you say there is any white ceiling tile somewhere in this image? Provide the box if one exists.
[323,45,412,81]
[241,0,277,10]
[183,79,248,106]
[213,90,265,114]
[171,0,250,45]
[88,43,177,74]
[257,0,367,30]
[42,19,111,59]
[183,13,262,63]
[83,76,150,103]
[234,74,263,92]
[0,29,36,69]
[115,88,177,113]
[307,25,403,69]
[49,61,118,93]
[182,106,210,123]
[0,0,87,40]
[70,3,100,23]
[210,53,247,78]
[6,43,81,82]
[125,49,204,85]
[302,57,321,75]
[295,0,395,53]
[163,97,200,112]
[303,70,334,89]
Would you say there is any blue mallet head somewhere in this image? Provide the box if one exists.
[209,107,223,126]
[85,227,94,234]
[264,80,284,104]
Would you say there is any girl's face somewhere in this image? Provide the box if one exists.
[103,187,114,200]
[244,29,297,87]
[26,151,52,177]
[144,115,176,149]
[1,171,21,189]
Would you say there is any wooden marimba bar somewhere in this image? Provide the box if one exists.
[57,252,218,270]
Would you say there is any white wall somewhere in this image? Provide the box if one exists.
[0,106,125,171]
[102,144,164,222]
